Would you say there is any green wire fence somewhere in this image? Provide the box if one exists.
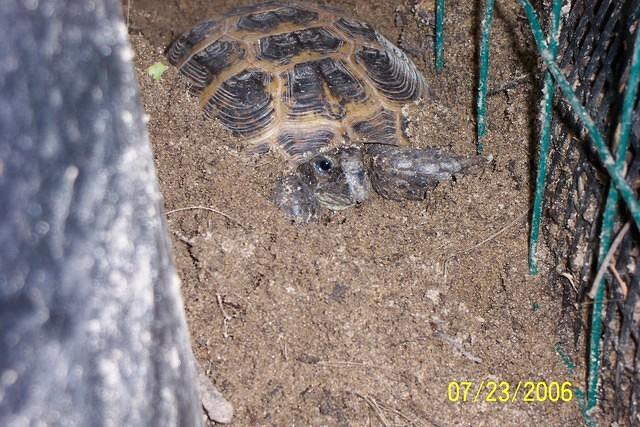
[434,0,640,419]
[527,0,562,277]
[584,11,640,414]
[475,0,494,154]
[435,0,444,72]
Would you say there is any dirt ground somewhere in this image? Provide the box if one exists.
[127,0,585,425]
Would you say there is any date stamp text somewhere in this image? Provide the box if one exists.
[447,380,574,403]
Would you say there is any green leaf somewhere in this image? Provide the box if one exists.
[147,62,169,81]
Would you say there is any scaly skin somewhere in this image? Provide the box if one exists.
[274,145,490,223]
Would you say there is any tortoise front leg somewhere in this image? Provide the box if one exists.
[273,175,320,223]
[366,145,488,200]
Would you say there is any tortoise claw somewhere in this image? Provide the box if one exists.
[273,175,320,223]
[366,145,488,200]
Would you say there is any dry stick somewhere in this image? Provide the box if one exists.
[609,264,629,299]
[487,73,533,97]
[277,334,289,362]
[316,360,383,369]
[171,229,196,246]
[560,271,580,294]
[356,394,429,427]
[165,205,242,226]
[453,211,527,257]
[577,298,627,307]
[356,394,391,427]
[588,222,631,299]
[376,402,423,427]
[443,211,527,282]
[434,331,482,363]
[216,293,232,339]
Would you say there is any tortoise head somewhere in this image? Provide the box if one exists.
[299,146,371,210]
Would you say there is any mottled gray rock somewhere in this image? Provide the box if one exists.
[0,1,229,425]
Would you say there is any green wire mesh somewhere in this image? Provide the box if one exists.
[588,18,640,415]
[453,0,640,421]
[528,0,562,276]
[435,0,445,72]
[475,0,495,154]
[524,0,640,422]
[520,1,640,227]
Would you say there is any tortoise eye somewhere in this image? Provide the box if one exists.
[314,158,333,173]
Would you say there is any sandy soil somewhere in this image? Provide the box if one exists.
[127,0,585,425]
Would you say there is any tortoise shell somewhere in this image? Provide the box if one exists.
[167,1,426,164]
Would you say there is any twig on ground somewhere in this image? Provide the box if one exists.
[166,205,243,227]
[356,394,392,427]
[316,360,383,369]
[434,331,482,363]
[356,393,432,427]
[609,264,629,299]
[278,335,289,361]
[452,211,527,258]
[588,221,631,299]
[487,73,533,96]
[560,271,579,294]
[172,229,196,246]
[578,298,626,306]
[443,211,527,282]
[216,293,232,339]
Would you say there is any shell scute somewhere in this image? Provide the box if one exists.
[167,19,219,65]
[204,69,275,138]
[168,3,427,164]
[257,27,344,64]
[352,108,398,145]
[283,61,342,120]
[224,1,292,17]
[355,39,424,102]
[334,17,378,42]
[237,6,319,33]
[317,58,367,103]
[277,129,335,162]
[178,38,245,92]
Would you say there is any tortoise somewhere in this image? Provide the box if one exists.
[167,1,485,222]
